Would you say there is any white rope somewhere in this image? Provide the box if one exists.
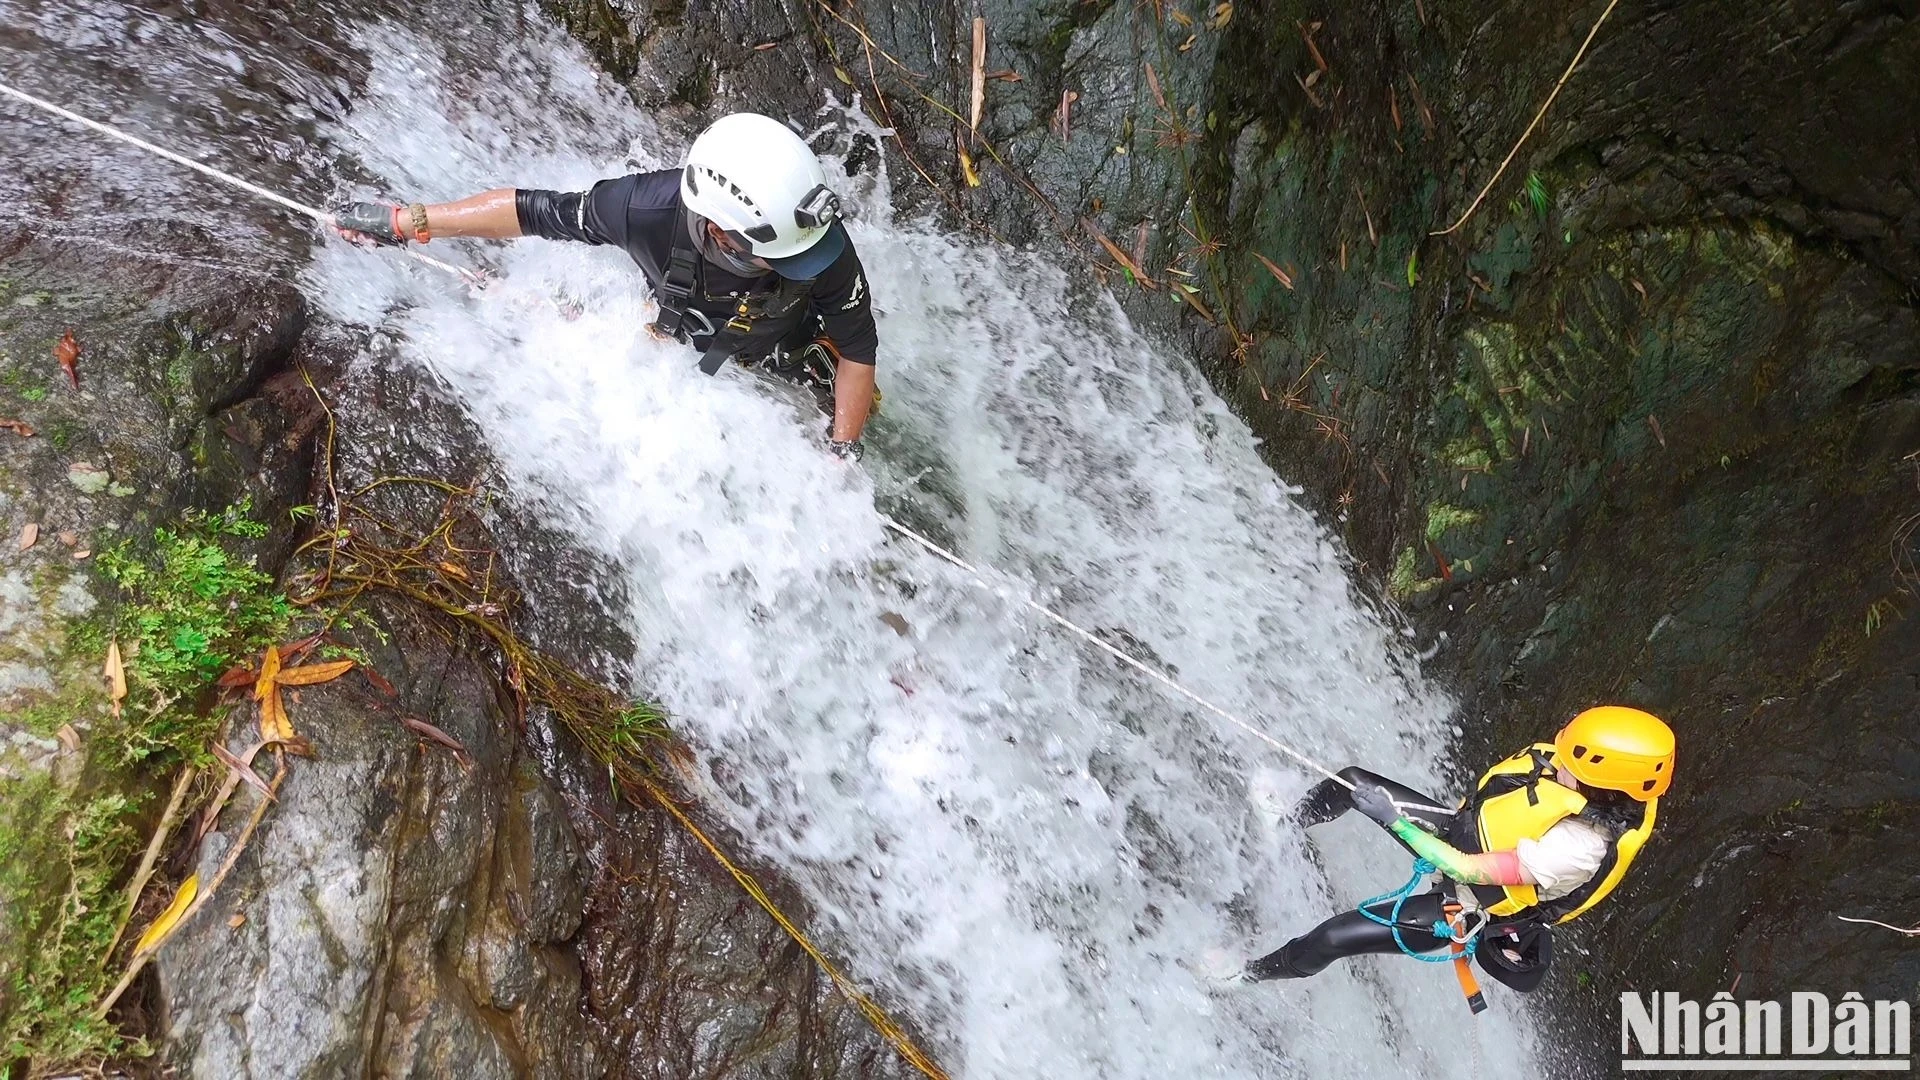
[0,80,480,283]
[0,75,1458,815]
[878,514,1458,815]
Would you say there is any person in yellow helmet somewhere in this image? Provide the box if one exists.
[1242,706,1674,993]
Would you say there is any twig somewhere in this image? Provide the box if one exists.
[968,17,986,146]
[100,763,198,965]
[97,751,287,1019]
[1431,0,1622,236]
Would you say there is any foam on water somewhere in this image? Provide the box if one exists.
[310,21,1544,1079]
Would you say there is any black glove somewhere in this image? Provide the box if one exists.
[333,201,405,246]
[1348,780,1404,828]
[827,438,863,462]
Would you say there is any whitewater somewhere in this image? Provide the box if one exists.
[305,16,1545,1080]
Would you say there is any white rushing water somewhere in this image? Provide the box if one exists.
[310,19,1545,1080]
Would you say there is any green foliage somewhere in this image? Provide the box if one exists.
[0,499,293,1074]
[609,703,668,756]
[97,499,291,762]
[1524,171,1550,221]
[0,780,145,1071]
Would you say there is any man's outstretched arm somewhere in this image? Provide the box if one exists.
[334,189,525,243]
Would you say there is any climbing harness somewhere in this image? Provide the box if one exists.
[1356,858,1489,1014]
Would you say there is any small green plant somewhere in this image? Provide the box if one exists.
[608,703,668,757]
[96,498,292,762]
[21,385,45,402]
[1524,171,1550,221]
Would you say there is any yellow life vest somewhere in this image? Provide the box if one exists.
[1450,742,1657,924]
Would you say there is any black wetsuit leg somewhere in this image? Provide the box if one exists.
[1245,890,1452,980]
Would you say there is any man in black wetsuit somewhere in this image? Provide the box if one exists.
[332,112,879,458]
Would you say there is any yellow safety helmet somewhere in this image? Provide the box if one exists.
[1554,706,1675,800]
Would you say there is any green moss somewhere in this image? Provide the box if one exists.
[1440,437,1493,472]
[1388,545,1440,601]
[1424,502,1482,543]
[0,500,295,1073]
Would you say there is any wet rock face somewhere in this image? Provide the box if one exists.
[155,616,604,1080]
[621,0,1918,1051]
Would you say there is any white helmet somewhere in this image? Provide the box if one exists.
[680,112,846,279]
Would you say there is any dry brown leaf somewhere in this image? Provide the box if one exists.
[1389,85,1403,132]
[1169,8,1193,26]
[104,640,127,717]
[71,549,90,560]
[254,645,281,702]
[228,912,247,929]
[1208,2,1232,30]
[1294,72,1324,109]
[56,724,79,754]
[1054,89,1079,142]
[55,329,80,389]
[1173,284,1217,322]
[752,40,778,50]
[211,742,278,802]
[215,665,258,690]
[986,69,1022,82]
[1300,21,1330,72]
[18,523,38,551]
[364,668,398,698]
[275,659,356,687]
[0,418,34,437]
[133,873,198,955]
[1144,62,1168,112]
[55,530,76,546]
[1631,278,1648,301]
[969,16,987,145]
[1178,33,1197,52]
[1085,221,1156,289]
[1253,252,1296,290]
[400,714,469,754]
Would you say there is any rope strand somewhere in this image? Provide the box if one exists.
[0,80,479,281]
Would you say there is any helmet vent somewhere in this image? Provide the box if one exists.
[1642,779,1656,792]
[1654,761,1664,771]
[1572,744,1589,758]
[1589,753,1605,763]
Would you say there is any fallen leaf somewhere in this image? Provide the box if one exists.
[55,330,80,389]
[957,141,981,187]
[260,690,292,744]
[276,659,355,686]
[1054,89,1079,142]
[1300,21,1330,72]
[1647,413,1666,449]
[1253,252,1295,290]
[1389,85,1403,132]
[1144,62,1168,112]
[1173,283,1217,322]
[832,66,853,85]
[1086,220,1156,289]
[0,418,34,437]
[1293,71,1324,109]
[215,665,258,690]
[72,549,90,560]
[228,912,247,929]
[969,16,987,145]
[133,873,199,955]
[1169,8,1193,26]
[1208,2,1232,30]
[18,523,37,550]
[436,560,470,582]
[364,668,398,698]
[752,40,778,50]
[399,714,469,753]
[55,530,76,546]
[254,645,281,703]
[879,611,911,636]
[104,640,127,717]
[211,742,278,802]
[1178,33,1197,52]
[1631,278,1647,301]
[56,724,79,754]
[986,69,1022,82]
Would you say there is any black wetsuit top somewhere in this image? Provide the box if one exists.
[514,171,878,365]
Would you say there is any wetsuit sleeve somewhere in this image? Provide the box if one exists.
[1388,818,1528,886]
[514,175,639,247]
[811,242,878,365]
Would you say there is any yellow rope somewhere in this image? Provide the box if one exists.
[636,775,952,1079]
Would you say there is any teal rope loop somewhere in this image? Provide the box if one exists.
[1356,858,1479,963]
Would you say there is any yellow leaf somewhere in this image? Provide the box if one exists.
[1208,1,1233,29]
[134,873,199,955]
[275,659,356,687]
[436,560,470,582]
[1169,8,1193,26]
[253,644,281,702]
[104,640,127,717]
[260,687,293,744]
[958,146,981,187]
[833,66,853,85]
